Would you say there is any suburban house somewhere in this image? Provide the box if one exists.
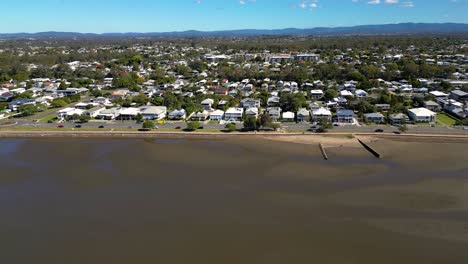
[450,90,468,103]
[117,107,140,120]
[389,113,410,125]
[336,109,355,123]
[310,90,324,100]
[57,107,85,119]
[408,108,436,123]
[266,107,282,121]
[201,98,214,111]
[191,110,209,121]
[168,109,186,120]
[355,89,369,98]
[209,110,225,121]
[375,104,391,111]
[424,100,441,112]
[282,111,295,122]
[8,99,36,111]
[95,108,120,120]
[241,98,261,109]
[267,96,280,106]
[364,112,385,124]
[224,107,244,122]
[311,107,332,122]
[139,106,167,120]
[245,107,259,118]
[84,106,105,118]
[297,108,310,123]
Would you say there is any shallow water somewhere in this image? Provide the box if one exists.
[1,137,468,264]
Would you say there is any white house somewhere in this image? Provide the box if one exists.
[209,110,225,121]
[245,107,259,118]
[336,109,355,123]
[311,107,332,122]
[310,90,324,100]
[408,108,436,123]
[297,108,310,123]
[168,109,186,120]
[282,111,295,122]
[139,106,167,120]
[224,108,244,122]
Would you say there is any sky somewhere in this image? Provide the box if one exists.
[0,0,467,33]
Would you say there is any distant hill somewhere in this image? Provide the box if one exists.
[1,23,467,39]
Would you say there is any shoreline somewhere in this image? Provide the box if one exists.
[1,130,468,143]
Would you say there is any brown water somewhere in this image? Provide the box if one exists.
[1,137,468,264]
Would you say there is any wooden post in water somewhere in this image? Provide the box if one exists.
[357,139,382,159]
[319,143,329,160]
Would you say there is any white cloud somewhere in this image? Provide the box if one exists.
[401,1,414,7]
[367,0,380,4]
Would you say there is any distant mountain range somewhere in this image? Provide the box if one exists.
[1,23,467,39]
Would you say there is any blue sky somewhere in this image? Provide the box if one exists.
[0,0,466,33]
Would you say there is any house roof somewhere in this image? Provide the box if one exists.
[408,107,436,117]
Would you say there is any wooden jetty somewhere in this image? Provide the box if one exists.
[319,143,329,160]
[357,139,382,158]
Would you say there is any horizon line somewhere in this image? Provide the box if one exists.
[1,22,467,35]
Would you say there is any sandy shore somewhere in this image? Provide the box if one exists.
[0,130,467,145]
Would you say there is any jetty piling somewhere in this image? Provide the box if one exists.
[319,143,329,160]
[357,139,382,158]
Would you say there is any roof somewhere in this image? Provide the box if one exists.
[312,107,332,116]
[430,91,448,97]
[337,109,354,116]
[408,107,436,117]
[282,112,295,119]
[364,112,385,118]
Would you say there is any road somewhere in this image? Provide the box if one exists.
[4,117,468,135]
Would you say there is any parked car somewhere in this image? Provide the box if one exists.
[374,129,384,133]
[98,125,105,128]
[57,125,64,128]
[175,126,181,130]
[75,125,82,128]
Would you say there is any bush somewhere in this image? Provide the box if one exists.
[224,123,237,132]
[186,121,200,131]
[142,120,155,129]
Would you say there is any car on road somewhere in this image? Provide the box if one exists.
[75,125,82,128]
[374,129,384,133]
[393,131,401,134]
[154,126,159,129]
[175,126,181,130]
[464,126,468,130]
[57,125,64,128]
[98,125,105,129]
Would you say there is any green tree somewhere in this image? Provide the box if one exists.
[142,120,155,129]
[51,99,68,108]
[398,124,408,133]
[18,104,39,117]
[186,121,200,131]
[79,115,91,123]
[135,113,144,123]
[224,123,237,132]
[257,113,273,129]
[316,118,332,133]
[243,115,258,131]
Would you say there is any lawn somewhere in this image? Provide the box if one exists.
[437,113,457,126]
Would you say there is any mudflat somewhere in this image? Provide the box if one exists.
[0,136,467,264]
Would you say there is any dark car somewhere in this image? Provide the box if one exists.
[198,126,204,129]
[393,131,401,135]
[75,125,82,128]
[175,126,181,130]
[98,125,105,129]
[374,129,384,133]
[57,125,64,128]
